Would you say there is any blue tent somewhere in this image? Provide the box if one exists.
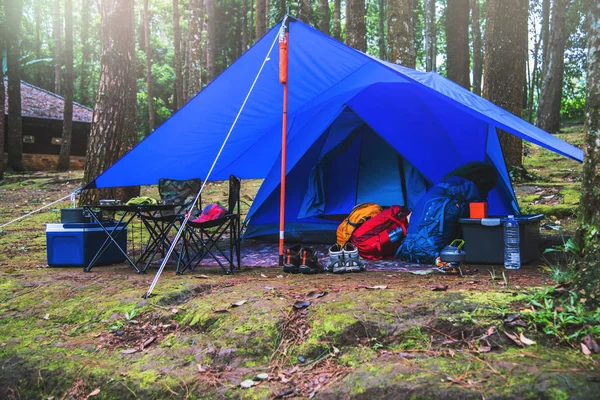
[84,18,583,243]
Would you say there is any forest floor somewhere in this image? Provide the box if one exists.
[1,125,599,399]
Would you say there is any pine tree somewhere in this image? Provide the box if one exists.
[346,0,366,51]
[470,0,482,94]
[446,0,470,89]
[388,0,415,67]
[57,0,74,171]
[173,0,184,110]
[144,0,155,132]
[6,0,25,172]
[424,0,436,71]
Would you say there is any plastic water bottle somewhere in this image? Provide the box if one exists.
[504,215,521,270]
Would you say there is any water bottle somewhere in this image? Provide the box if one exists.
[504,215,521,270]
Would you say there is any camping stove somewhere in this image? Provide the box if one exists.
[435,239,466,277]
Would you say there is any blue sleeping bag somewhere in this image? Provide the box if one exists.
[397,176,480,264]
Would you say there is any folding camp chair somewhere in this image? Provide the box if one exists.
[138,178,201,271]
[179,175,241,274]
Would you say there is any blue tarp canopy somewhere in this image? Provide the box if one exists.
[85,18,583,243]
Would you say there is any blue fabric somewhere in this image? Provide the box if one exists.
[85,18,583,241]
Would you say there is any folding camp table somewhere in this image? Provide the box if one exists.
[82,204,183,273]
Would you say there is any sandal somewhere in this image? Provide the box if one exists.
[327,243,345,273]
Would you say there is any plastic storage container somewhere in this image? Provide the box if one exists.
[46,222,127,267]
[458,214,543,264]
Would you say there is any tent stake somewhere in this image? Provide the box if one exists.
[278,17,289,266]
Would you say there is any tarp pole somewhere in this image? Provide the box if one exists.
[278,17,289,266]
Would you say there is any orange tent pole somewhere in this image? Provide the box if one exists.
[278,22,289,266]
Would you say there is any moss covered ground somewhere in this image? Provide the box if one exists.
[1,127,598,399]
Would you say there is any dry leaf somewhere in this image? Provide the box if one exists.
[519,333,536,346]
[504,331,524,347]
[293,301,311,309]
[306,291,326,299]
[332,346,340,355]
[86,388,100,398]
[240,379,255,389]
[231,300,247,307]
[195,275,210,279]
[214,308,230,314]
[171,308,178,314]
[431,285,448,292]
[260,274,267,278]
[120,348,138,354]
[142,336,156,349]
[478,345,492,353]
[43,313,50,320]
[197,364,206,373]
[584,334,600,353]
[581,343,592,355]
[359,285,387,290]
[276,275,284,278]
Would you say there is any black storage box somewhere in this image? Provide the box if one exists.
[60,208,102,223]
[459,214,543,264]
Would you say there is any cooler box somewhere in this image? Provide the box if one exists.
[459,214,543,264]
[46,223,128,267]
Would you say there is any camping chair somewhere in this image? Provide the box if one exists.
[138,178,201,271]
[178,175,241,274]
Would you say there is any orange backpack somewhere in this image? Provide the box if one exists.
[336,203,383,246]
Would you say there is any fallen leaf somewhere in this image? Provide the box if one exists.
[359,285,387,290]
[120,348,138,354]
[306,291,326,299]
[431,285,448,292]
[119,372,129,377]
[478,345,492,353]
[504,331,524,347]
[519,333,536,346]
[276,275,284,278]
[264,286,276,290]
[332,346,340,355]
[293,301,311,309]
[260,274,268,278]
[195,275,209,279]
[142,336,156,349]
[85,388,100,398]
[0,343,6,347]
[256,373,269,380]
[197,364,206,373]
[43,313,50,320]
[231,300,247,307]
[171,308,178,314]
[581,343,592,355]
[240,379,255,389]
[214,308,230,314]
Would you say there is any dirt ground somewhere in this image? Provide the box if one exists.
[1,162,599,399]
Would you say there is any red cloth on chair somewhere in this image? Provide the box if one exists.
[192,204,227,223]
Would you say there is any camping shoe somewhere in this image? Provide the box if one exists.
[327,243,345,273]
[299,248,325,274]
[343,243,365,272]
[283,244,303,273]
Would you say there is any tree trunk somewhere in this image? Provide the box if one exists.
[79,0,91,106]
[470,0,482,94]
[573,0,600,309]
[541,0,550,67]
[424,0,436,71]
[173,0,184,110]
[298,0,313,24]
[0,25,5,180]
[241,0,248,51]
[332,0,341,39]
[144,0,155,132]
[186,0,203,101]
[53,0,62,95]
[346,0,366,51]
[206,0,216,83]
[378,0,386,60]
[35,1,42,87]
[535,0,570,134]
[80,0,139,205]
[256,0,266,39]
[446,0,470,89]
[6,0,24,172]
[57,0,74,172]
[318,0,330,34]
[483,0,527,169]
[388,0,415,67]
[527,18,542,122]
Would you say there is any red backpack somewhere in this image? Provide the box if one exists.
[350,205,410,260]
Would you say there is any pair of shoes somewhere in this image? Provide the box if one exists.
[327,243,366,273]
[283,245,325,274]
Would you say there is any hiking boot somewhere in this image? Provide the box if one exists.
[327,243,346,274]
[283,244,303,273]
[343,243,365,272]
[299,247,325,274]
